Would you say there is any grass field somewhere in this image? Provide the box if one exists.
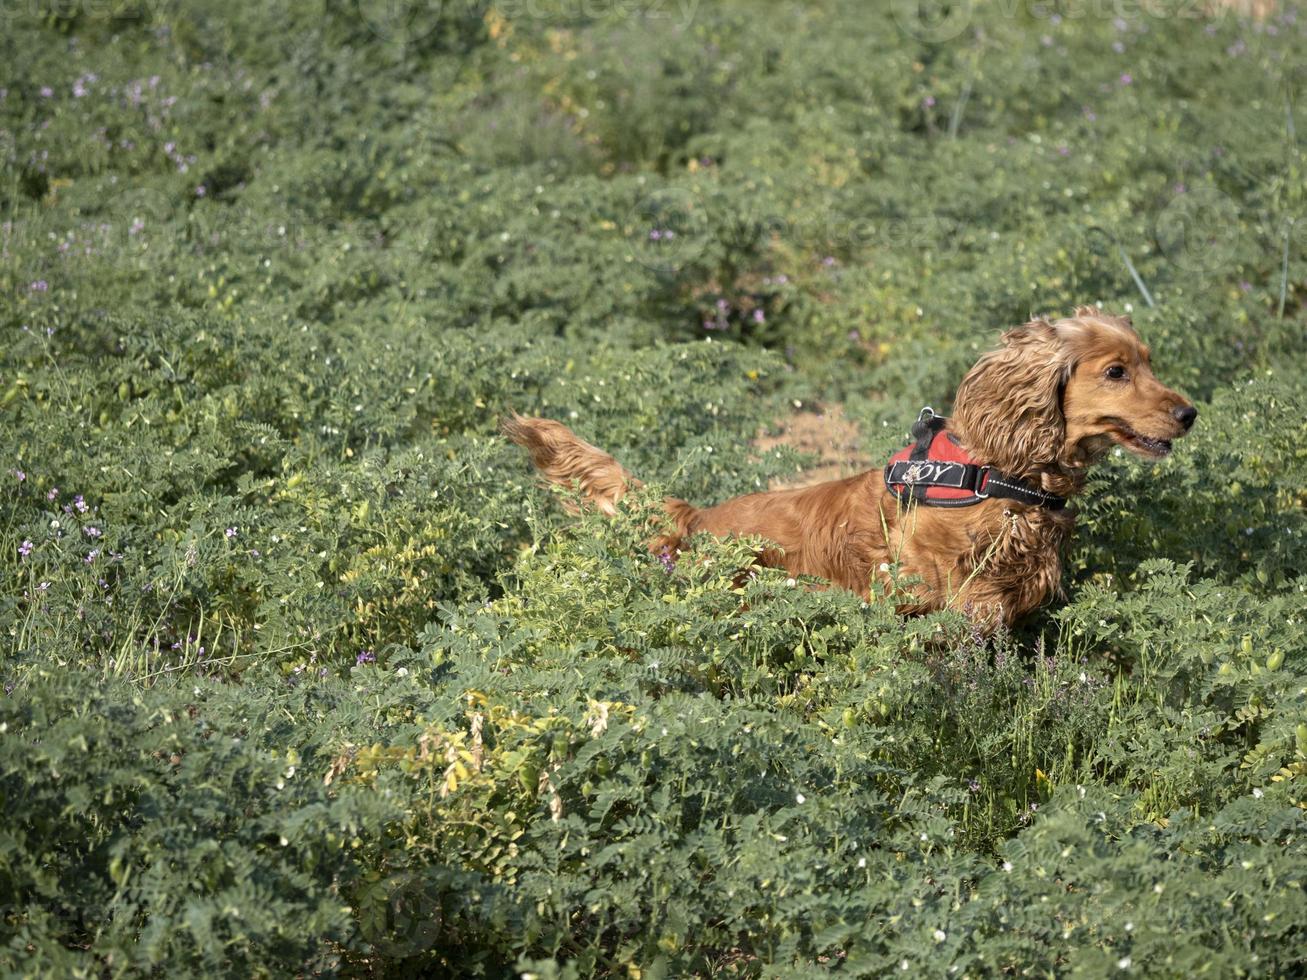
[2,0,1306,975]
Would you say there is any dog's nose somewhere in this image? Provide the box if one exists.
[1173,405,1197,430]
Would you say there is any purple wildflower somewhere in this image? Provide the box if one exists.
[130,218,144,235]
[922,95,936,108]
[84,526,102,538]
[39,86,53,98]
[47,487,59,501]
[1240,280,1252,292]
[356,649,376,665]
[14,469,24,482]
[225,526,237,539]
[1119,73,1132,86]
[658,547,676,572]
[74,495,88,513]
[29,280,48,293]
[85,549,100,563]
[18,539,33,558]
[752,308,766,324]
[195,185,206,197]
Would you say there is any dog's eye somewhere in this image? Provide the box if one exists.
[1105,364,1127,380]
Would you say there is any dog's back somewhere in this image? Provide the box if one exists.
[502,413,883,593]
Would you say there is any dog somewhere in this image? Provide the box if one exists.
[503,308,1195,632]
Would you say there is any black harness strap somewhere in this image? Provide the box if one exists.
[906,407,944,503]
[977,471,1067,509]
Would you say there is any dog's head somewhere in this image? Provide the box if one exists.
[951,307,1196,478]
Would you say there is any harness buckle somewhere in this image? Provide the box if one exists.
[974,465,992,499]
[917,406,935,424]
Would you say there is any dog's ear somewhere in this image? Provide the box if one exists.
[951,319,1070,476]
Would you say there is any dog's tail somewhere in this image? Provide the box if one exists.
[501,412,639,515]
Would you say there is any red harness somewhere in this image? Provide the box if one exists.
[883,410,1067,510]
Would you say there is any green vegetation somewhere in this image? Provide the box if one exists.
[2,0,1305,974]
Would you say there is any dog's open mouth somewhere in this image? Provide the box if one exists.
[1110,423,1173,458]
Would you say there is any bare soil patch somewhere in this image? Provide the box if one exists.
[755,403,870,491]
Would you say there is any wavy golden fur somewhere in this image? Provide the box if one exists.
[504,308,1196,632]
